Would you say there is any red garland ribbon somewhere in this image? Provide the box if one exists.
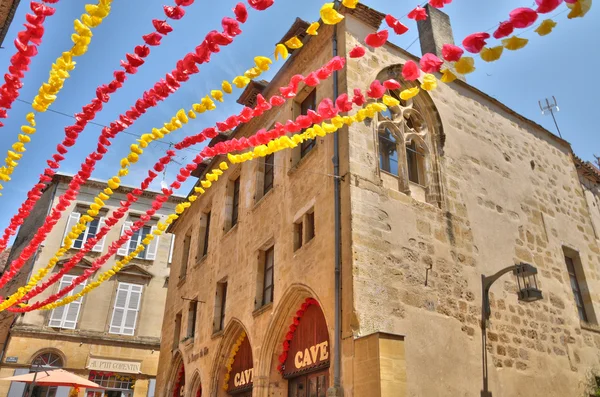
[277,298,320,374]
[0,0,196,258]
[0,4,250,293]
[0,1,56,126]
[10,55,349,311]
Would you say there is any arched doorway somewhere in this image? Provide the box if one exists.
[278,298,329,397]
[172,362,185,397]
[222,331,253,397]
[31,352,64,397]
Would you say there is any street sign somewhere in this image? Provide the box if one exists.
[5,357,17,363]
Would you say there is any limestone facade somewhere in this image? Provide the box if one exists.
[156,5,600,397]
[0,174,182,397]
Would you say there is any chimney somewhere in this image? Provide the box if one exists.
[417,4,455,59]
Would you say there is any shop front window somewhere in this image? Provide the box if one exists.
[87,372,135,397]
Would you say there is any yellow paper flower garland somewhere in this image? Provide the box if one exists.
[0,0,113,193]
[223,332,246,391]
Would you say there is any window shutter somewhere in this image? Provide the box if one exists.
[168,234,175,264]
[61,279,87,329]
[61,212,81,247]
[122,284,142,335]
[116,221,134,257]
[91,217,107,253]
[48,276,72,327]
[109,284,129,334]
[145,226,159,261]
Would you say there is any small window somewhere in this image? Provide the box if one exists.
[300,90,317,158]
[173,312,182,350]
[128,225,153,258]
[232,178,240,227]
[225,177,241,232]
[379,127,399,176]
[180,233,192,279]
[117,220,159,260]
[62,211,107,252]
[197,211,211,261]
[263,154,275,195]
[293,207,315,252]
[563,249,596,323]
[187,301,197,338]
[48,275,87,329]
[256,246,275,308]
[214,282,228,333]
[406,140,426,185]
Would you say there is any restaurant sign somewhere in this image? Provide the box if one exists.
[227,336,253,393]
[86,358,141,374]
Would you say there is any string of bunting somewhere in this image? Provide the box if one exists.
[0,0,114,192]
[14,67,401,311]
[0,0,57,126]
[0,2,255,300]
[0,1,249,255]
[0,0,199,255]
[8,54,347,312]
[277,298,319,374]
[222,332,246,391]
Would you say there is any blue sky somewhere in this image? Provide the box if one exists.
[0,0,597,242]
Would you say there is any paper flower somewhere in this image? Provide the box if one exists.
[509,8,538,28]
[152,19,173,34]
[343,0,359,8]
[420,53,443,73]
[285,36,303,49]
[365,30,388,48]
[567,0,590,18]
[383,79,401,90]
[493,21,514,39]
[440,68,457,83]
[402,60,420,81]
[421,74,437,91]
[400,87,420,100]
[385,15,409,35]
[429,0,452,7]
[349,45,366,58]
[535,19,557,36]
[441,44,463,62]
[234,2,248,22]
[367,80,386,98]
[462,32,490,54]
[454,57,475,74]
[274,43,289,60]
[321,3,344,25]
[248,0,274,10]
[307,22,320,35]
[383,94,400,107]
[407,6,428,21]
[535,0,563,13]
[255,56,272,71]
[480,46,503,62]
[164,5,185,20]
[502,36,528,50]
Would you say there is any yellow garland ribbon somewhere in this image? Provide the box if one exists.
[0,0,113,193]
[0,52,287,312]
[222,332,246,391]
[33,103,393,311]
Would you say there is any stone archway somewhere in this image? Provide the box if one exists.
[189,370,202,397]
[166,352,185,397]
[253,284,329,397]
[207,318,252,397]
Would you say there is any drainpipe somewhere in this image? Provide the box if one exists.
[330,0,342,395]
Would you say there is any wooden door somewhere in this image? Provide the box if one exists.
[288,369,328,397]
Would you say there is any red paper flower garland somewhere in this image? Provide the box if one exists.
[172,365,184,397]
[277,298,319,374]
[9,55,347,311]
[0,4,250,292]
[0,0,193,256]
[0,1,57,127]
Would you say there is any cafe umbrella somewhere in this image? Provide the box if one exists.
[1,369,102,395]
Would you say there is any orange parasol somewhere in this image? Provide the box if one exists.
[0,369,102,388]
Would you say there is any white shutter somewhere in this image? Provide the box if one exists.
[48,275,85,329]
[110,283,142,335]
[117,221,134,257]
[7,369,29,397]
[168,234,175,264]
[145,226,159,261]
[62,279,87,329]
[62,212,81,247]
[91,217,107,253]
[123,284,142,335]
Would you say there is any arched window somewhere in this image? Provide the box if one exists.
[375,87,443,207]
[31,353,63,397]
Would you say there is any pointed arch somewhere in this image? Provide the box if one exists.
[207,317,252,396]
[369,63,446,208]
[166,351,184,397]
[253,283,329,397]
[189,370,202,397]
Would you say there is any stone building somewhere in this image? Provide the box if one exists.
[156,4,600,397]
[0,173,183,397]
[0,0,20,47]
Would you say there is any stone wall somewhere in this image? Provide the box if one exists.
[345,15,600,397]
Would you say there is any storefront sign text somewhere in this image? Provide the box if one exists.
[87,358,141,374]
[233,368,253,387]
[294,341,329,369]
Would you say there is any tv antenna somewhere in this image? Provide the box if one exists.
[538,96,562,139]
